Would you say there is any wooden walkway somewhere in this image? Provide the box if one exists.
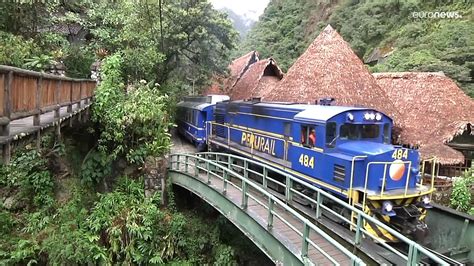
[0,100,90,144]
[171,138,351,265]
[0,65,96,163]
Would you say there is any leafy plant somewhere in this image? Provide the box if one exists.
[0,148,54,209]
[450,167,473,213]
[23,54,57,72]
[93,53,173,164]
[80,149,112,185]
[0,31,39,67]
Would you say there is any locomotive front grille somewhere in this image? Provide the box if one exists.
[333,165,346,183]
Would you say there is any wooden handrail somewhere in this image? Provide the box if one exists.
[0,65,96,136]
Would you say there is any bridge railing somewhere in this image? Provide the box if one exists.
[194,152,449,266]
[169,153,366,266]
[0,65,96,137]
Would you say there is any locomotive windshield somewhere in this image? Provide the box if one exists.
[340,124,379,140]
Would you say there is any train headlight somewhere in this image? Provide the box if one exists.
[369,113,376,120]
[347,113,354,121]
[375,113,382,121]
[364,113,371,120]
[382,201,396,216]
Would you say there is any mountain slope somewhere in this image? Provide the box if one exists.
[238,0,473,96]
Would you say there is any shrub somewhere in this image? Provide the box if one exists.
[450,167,473,213]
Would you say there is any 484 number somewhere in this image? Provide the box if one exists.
[298,154,315,169]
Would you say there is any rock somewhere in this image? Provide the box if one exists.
[3,196,15,210]
[2,195,26,210]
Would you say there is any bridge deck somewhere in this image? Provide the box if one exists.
[0,100,90,144]
[171,137,351,265]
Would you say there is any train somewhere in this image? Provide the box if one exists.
[176,95,435,242]
[176,95,229,151]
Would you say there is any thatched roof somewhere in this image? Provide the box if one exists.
[226,51,259,91]
[230,58,284,100]
[373,72,474,164]
[261,25,401,125]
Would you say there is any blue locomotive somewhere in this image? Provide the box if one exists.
[176,95,229,151]
[177,96,435,241]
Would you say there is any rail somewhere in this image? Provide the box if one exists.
[0,65,96,136]
[192,152,449,265]
[169,153,366,265]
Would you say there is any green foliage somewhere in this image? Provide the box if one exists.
[63,45,95,78]
[23,54,56,72]
[0,211,15,235]
[0,31,39,67]
[237,0,311,71]
[0,148,54,209]
[93,53,173,164]
[80,149,112,185]
[450,167,474,213]
[87,0,237,85]
[213,244,236,265]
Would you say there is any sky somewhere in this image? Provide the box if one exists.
[210,0,270,21]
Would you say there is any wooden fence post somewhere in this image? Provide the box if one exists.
[33,75,42,126]
[55,80,60,119]
[78,81,82,109]
[67,81,72,113]
[0,71,12,136]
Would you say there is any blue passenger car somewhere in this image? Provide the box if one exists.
[208,98,434,241]
[176,95,229,151]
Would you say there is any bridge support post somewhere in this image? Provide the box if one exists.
[144,157,168,205]
[2,141,11,165]
[36,130,41,151]
[0,122,9,137]
[55,122,61,142]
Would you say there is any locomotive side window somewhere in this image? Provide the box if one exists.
[325,122,337,147]
[383,123,390,143]
[301,125,316,147]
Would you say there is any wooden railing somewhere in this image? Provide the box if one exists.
[0,65,96,137]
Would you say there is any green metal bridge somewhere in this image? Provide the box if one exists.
[168,152,450,265]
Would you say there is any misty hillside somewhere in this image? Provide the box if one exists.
[220,8,255,38]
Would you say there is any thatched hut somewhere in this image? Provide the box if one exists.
[261,25,402,127]
[202,51,259,96]
[373,72,474,175]
[226,50,259,92]
[230,58,284,100]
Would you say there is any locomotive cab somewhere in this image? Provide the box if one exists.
[294,107,432,241]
